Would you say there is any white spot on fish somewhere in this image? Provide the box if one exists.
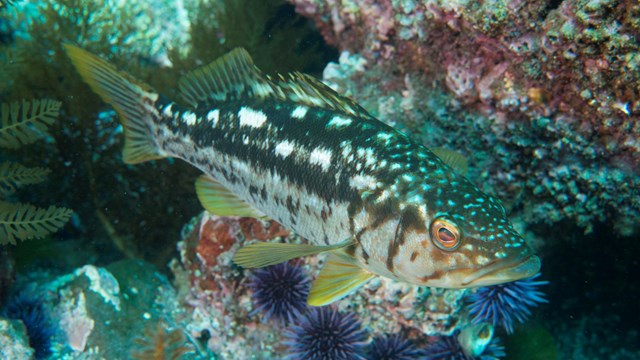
[327,116,352,128]
[291,106,309,119]
[239,107,267,128]
[377,132,392,145]
[349,174,377,190]
[476,255,490,266]
[207,109,220,126]
[309,147,333,171]
[275,140,295,158]
[162,104,173,117]
[183,111,197,126]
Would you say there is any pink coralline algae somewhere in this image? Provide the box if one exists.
[289,0,640,236]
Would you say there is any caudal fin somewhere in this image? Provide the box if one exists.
[64,45,166,164]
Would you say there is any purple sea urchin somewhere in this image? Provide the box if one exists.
[366,333,426,360]
[3,293,55,359]
[283,306,367,360]
[246,261,311,325]
[424,333,505,360]
[467,272,548,334]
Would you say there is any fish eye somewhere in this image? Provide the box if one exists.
[430,217,462,251]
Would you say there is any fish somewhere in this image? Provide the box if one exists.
[65,45,541,306]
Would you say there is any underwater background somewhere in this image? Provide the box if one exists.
[0,0,638,359]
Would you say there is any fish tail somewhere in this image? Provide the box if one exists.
[65,44,166,164]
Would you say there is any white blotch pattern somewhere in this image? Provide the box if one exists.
[207,109,220,126]
[349,174,377,190]
[327,116,352,128]
[183,111,197,126]
[239,107,267,128]
[309,147,333,171]
[275,140,295,158]
[291,106,309,119]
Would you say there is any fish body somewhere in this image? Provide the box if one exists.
[66,46,540,305]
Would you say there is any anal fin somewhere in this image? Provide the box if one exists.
[307,253,374,306]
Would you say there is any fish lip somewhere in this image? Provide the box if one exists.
[461,254,541,287]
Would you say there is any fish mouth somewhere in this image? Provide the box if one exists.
[462,254,541,287]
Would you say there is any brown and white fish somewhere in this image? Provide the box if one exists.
[65,45,541,306]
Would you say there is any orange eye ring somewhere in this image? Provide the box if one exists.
[430,217,462,251]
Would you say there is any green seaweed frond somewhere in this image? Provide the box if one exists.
[0,162,50,195]
[0,202,73,245]
[0,99,61,149]
[0,48,25,93]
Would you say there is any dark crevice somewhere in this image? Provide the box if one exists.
[540,0,565,21]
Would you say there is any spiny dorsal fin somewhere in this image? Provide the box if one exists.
[431,147,469,175]
[178,48,374,119]
[307,252,374,306]
[178,48,275,108]
[268,72,374,119]
[195,175,265,218]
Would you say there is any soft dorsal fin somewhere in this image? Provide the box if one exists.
[178,48,274,108]
[431,147,469,175]
[195,175,265,218]
[178,48,375,119]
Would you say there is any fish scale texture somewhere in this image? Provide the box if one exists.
[288,0,640,236]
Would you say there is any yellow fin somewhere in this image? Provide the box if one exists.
[195,175,264,218]
[178,48,373,119]
[233,239,353,269]
[64,45,164,164]
[431,147,469,175]
[307,253,375,306]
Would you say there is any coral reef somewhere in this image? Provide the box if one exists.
[1,259,189,359]
[0,318,34,359]
[289,0,640,237]
[466,272,548,334]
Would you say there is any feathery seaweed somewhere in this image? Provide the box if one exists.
[0,202,73,245]
[0,162,50,195]
[0,99,61,149]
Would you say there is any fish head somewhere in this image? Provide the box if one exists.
[391,178,540,288]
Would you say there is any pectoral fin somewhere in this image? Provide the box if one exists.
[307,253,375,306]
[195,175,265,218]
[233,239,353,269]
